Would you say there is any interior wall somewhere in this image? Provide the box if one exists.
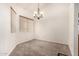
[68,4,74,56]
[35,4,69,45]
[74,3,78,56]
[0,4,35,56]
[0,4,17,56]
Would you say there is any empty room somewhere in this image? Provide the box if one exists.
[0,3,77,56]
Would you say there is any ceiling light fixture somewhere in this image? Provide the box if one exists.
[33,3,44,20]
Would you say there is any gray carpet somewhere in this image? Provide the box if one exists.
[10,39,71,56]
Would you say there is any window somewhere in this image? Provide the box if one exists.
[19,15,34,32]
[11,7,16,33]
[27,19,34,32]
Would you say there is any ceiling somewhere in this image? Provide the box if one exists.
[10,3,52,14]
[11,3,69,13]
[13,3,50,9]
[9,3,70,19]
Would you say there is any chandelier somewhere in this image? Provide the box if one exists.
[33,3,44,20]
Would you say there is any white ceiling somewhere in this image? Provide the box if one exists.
[11,3,70,14]
[11,3,52,14]
[10,3,70,19]
[13,3,50,9]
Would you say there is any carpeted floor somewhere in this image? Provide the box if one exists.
[9,39,71,56]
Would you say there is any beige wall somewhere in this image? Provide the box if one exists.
[35,4,69,44]
[0,4,17,55]
[68,4,74,55]
[74,3,78,56]
[0,4,34,55]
